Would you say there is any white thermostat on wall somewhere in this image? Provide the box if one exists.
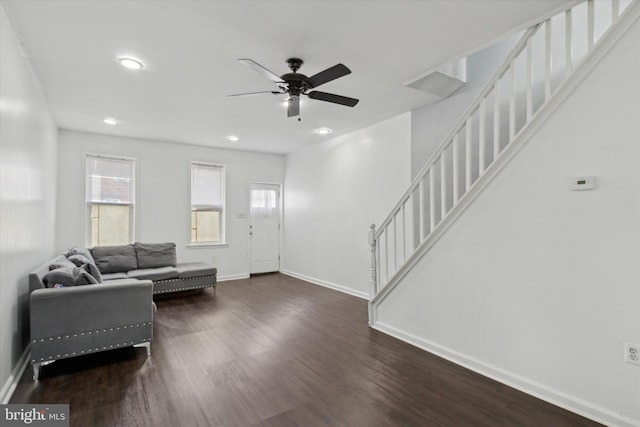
[568,176,596,191]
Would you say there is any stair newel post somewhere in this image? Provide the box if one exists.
[369,224,377,300]
[368,223,377,325]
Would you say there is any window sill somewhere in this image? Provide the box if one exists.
[186,242,228,249]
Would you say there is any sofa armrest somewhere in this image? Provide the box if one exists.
[30,280,153,340]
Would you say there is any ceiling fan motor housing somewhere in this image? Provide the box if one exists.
[282,58,312,96]
[281,73,311,96]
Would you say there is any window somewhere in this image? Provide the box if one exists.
[86,154,135,247]
[190,162,225,244]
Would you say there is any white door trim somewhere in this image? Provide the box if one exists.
[248,182,282,274]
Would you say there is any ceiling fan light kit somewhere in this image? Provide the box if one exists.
[229,57,359,118]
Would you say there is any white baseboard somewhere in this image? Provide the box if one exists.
[280,270,369,300]
[373,322,639,427]
[0,346,31,404]
[217,273,250,282]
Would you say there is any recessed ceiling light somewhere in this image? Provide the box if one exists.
[227,135,239,142]
[103,117,119,125]
[118,57,144,70]
[315,127,332,135]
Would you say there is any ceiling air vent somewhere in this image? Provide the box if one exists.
[406,57,467,99]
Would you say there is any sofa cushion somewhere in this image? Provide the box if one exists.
[43,266,99,288]
[127,267,179,281]
[134,242,177,269]
[66,247,95,265]
[101,272,129,281]
[175,262,218,279]
[91,244,138,274]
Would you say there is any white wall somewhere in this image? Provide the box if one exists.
[283,113,411,297]
[0,5,58,400]
[57,130,284,280]
[377,16,640,426]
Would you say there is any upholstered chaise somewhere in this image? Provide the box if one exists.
[29,257,154,380]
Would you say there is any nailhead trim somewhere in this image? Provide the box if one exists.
[154,283,216,294]
[153,273,216,283]
[32,321,152,362]
[152,274,216,295]
[34,321,152,343]
[32,336,152,363]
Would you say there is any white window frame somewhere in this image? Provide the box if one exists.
[84,153,137,247]
[188,161,227,247]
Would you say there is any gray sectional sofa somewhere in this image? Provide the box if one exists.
[88,242,218,295]
[28,242,217,379]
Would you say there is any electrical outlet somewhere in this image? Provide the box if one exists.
[211,256,217,264]
[624,343,640,365]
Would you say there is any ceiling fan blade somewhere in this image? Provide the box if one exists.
[227,91,281,97]
[287,97,300,117]
[307,64,351,88]
[307,91,359,107]
[238,59,283,83]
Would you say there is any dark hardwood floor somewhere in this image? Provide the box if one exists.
[11,273,601,426]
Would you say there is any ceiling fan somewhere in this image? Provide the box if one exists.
[228,58,359,118]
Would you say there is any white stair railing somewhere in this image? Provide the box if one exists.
[368,0,635,318]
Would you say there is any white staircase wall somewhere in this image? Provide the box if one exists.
[375,15,640,427]
[283,113,411,297]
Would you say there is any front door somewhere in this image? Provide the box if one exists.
[249,183,280,274]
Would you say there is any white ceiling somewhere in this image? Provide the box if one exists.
[3,0,574,154]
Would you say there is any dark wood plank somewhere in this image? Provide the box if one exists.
[10,273,602,427]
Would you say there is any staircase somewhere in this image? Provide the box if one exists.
[368,0,637,324]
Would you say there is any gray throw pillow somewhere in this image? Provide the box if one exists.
[44,267,98,288]
[134,242,177,269]
[91,244,138,274]
[49,258,76,270]
[67,254,103,282]
[66,247,96,265]
[74,267,99,286]
[67,254,91,266]
[81,262,103,283]
[44,267,75,287]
